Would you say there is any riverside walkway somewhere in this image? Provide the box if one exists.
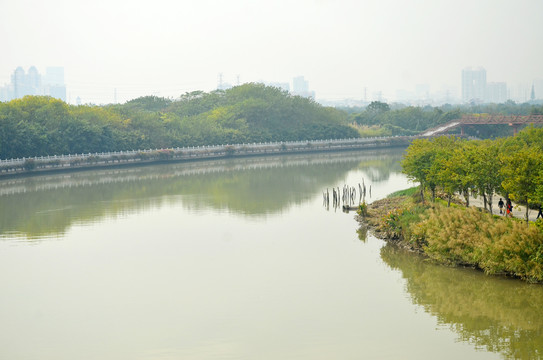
[0,136,413,176]
[466,193,541,222]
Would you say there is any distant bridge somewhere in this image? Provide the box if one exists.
[420,114,543,136]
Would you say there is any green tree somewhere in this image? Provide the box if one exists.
[449,141,478,206]
[402,138,436,203]
[428,136,461,206]
[366,101,390,113]
[470,139,504,214]
[500,146,543,222]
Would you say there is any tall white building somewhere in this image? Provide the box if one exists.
[292,76,315,99]
[293,76,309,94]
[0,66,66,102]
[462,67,486,103]
[265,82,290,92]
[486,82,508,103]
[44,67,66,101]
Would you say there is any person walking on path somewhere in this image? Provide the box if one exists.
[537,204,543,220]
[506,199,513,218]
[498,198,504,215]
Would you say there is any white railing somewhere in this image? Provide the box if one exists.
[0,136,413,173]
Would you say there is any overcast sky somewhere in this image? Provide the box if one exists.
[1,0,542,104]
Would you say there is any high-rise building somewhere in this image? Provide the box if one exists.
[265,82,290,92]
[44,67,64,86]
[0,66,66,102]
[292,76,315,99]
[293,76,309,94]
[11,66,26,99]
[462,67,486,103]
[486,82,507,103]
[44,67,66,101]
[26,66,41,95]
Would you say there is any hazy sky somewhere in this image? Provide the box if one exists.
[1,0,542,104]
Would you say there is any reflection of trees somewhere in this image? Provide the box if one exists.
[0,149,405,239]
[381,243,543,360]
[356,155,403,182]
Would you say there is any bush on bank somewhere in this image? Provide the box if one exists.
[371,188,543,283]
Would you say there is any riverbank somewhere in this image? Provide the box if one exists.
[357,190,543,283]
[357,195,426,254]
[0,137,411,178]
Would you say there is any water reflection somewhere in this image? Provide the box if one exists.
[0,148,404,240]
[381,243,543,360]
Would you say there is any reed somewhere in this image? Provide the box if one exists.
[409,205,543,282]
[376,195,543,282]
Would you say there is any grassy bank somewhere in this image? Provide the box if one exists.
[358,187,543,283]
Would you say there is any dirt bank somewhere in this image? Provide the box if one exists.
[355,196,424,253]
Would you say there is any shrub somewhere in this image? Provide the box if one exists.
[23,159,36,171]
[411,205,543,282]
[137,152,151,160]
[357,202,368,216]
[85,155,100,164]
[224,145,236,156]
[157,149,174,160]
[382,204,427,243]
[387,186,420,198]
[70,157,83,166]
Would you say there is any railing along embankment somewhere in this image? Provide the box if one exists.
[0,136,412,176]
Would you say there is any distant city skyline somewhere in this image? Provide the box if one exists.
[1,0,542,105]
[0,66,66,102]
[1,65,541,106]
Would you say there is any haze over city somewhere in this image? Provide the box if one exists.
[1,0,542,104]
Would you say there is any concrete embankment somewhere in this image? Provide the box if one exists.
[0,136,412,177]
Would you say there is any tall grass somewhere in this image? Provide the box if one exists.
[387,186,419,198]
[381,203,428,246]
[374,185,543,282]
[410,205,543,282]
[355,125,391,137]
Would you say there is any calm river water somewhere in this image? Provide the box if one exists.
[1,148,542,360]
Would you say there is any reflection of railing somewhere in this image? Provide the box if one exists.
[0,136,412,175]
[0,149,404,197]
[0,149,406,239]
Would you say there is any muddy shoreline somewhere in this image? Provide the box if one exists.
[356,196,425,254]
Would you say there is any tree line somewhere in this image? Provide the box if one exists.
[2,82,543,160]
[0,83,357,159]
[401,127,543,222]
[350,100,543,138]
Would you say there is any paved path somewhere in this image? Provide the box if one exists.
[466,193,541,222]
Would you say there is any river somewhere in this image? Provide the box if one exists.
[0,148,541,359]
